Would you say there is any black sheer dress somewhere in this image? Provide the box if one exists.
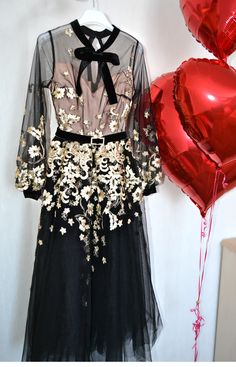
[15,19,163,361]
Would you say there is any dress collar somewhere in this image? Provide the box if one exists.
[70,19,120,52]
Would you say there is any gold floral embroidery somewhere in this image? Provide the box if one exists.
[15,115,46,191]
[60,227,67,235]
[121,102,132,119]
[94,246,99,257]
[52,87,78,100]
[16,90,162,268]
[125,91,131,98]
[122,66,134,98]
[76,216,90,232]
[42,189,55,211]
[86,129,103,137]
[68,218,75,226]
[43,138,155,267]
[108,107,120,133]
[57,108,81,131]
[123,66,133,89]
[26,115,45,142]
[52,87,65,99]
[133,129,139,141]
[87,203,94,215]
[42,190,53,205]
[78,96,84,106]
[143,124,156,143]
[81,186,93,201]
[144,110,150,119]
[65,28,74,37]
[67,88,77,99]
[28,145,41,158]
[132,187,142,202]
[19,134,26,148]
[15,161,45,191]
[109,120,119,132]
[86,254,91,262]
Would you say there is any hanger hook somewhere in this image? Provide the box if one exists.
[92,0,99,9]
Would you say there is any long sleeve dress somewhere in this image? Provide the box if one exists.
[15,19,163,362]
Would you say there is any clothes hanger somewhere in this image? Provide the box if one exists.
[78,0,114,31]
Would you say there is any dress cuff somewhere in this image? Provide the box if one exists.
[23,188,42,200]
[143,184,157,196]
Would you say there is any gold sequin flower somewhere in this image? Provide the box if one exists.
[109,120,119,132]
[132,187,142,202]
[68,218,75,226]
[28,145,41,158]
[60,227,67,235]
[87,203,94,216]
[65,28,74,37]
[63,208,70,215]
[133,129,139,142]
[98,189,105,202]
[66,88,77,99]
[52,87,65,99]
[81,186,93,201]
[42,190,53,206]
[78,217,90,232]
[144,111,150,119]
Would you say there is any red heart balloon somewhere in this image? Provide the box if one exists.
[174,58,236,167]
[151,72,236,217]
[180,0,236,60]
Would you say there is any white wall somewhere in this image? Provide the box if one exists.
[1,0,236,361]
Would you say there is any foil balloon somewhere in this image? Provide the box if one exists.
[151,72,236,217]
[174,58,236,168]
[180,0,236,61]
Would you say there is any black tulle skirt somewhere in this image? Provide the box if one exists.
[21,129,162,361]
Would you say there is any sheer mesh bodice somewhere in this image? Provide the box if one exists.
[15,19,163,199]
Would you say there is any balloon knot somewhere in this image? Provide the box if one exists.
[190,302,205,341]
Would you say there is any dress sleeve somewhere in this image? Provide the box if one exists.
[128,42,163,196]
[15,32,54,200]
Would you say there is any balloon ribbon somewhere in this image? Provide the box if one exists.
[190,167,223,361]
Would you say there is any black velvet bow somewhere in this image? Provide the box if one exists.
[74,47,120,104]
